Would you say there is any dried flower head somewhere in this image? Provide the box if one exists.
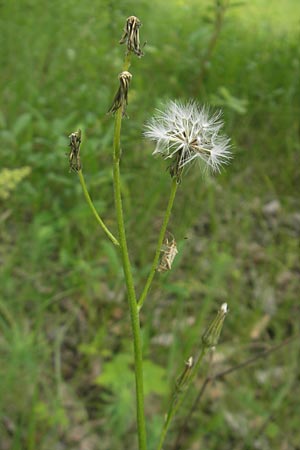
[68,129,82,172]
[119,16,144,57]
[144,100,232,180]
[108,71,132,116]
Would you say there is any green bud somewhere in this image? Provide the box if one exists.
[175,356,193,393]
[202,303,228,349]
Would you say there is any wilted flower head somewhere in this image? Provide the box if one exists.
[119,16,144,57]
[68,129,82,172]
[144,100,231,180]
[108,71,132,116]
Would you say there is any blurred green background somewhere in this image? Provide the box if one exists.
[1,0,299,449]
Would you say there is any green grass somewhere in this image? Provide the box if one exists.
[0,0,300,449]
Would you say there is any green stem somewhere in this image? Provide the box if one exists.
[156,399,177,450]
[123,53,131,71]
[112,108,147,449]
[138,179,178,310]
[190,346,208,383]
[78,170,119,247]
[156,347,207,450]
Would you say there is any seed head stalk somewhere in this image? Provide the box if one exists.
[112,54,147,450]
[138,178,178,310]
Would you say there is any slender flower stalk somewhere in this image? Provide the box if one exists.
[112,157,147,450]
[77,170,119,247]
[111,51,147,449]
[67,130,119,246]
[138,178,178,310]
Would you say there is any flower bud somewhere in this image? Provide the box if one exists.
[202,303,228,349]
[175,356,194,393]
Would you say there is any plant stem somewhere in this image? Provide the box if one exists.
[156,347,207,450]
[78,169,119,247]
[112,104,147,449]
[191,346,208,382]
[138,179,178,310]
[156,398,177,450]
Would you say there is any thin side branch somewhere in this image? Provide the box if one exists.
[78,170,119,247]
[138,179,178,310]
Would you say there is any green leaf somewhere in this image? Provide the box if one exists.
[96,354,167,396]
[96,353,133,389]
[143,360,167,396]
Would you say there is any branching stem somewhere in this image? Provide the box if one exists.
[78,170,119,247]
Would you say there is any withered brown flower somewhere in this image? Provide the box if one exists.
[119,16,144,57]
[108,71,132,116]
[68,129,82,172]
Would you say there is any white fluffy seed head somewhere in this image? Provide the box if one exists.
[144,100,232,178]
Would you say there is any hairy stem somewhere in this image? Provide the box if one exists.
[138,179,178,310]
[78,170,119,246]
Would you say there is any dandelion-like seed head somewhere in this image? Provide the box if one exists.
[144,100,232,180]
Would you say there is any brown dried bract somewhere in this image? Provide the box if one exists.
[68,129,82,172]
[108,71,132,116]
[119,16,144,57]
[157,234,178,272]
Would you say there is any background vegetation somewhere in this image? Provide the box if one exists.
[0,0,299,449]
